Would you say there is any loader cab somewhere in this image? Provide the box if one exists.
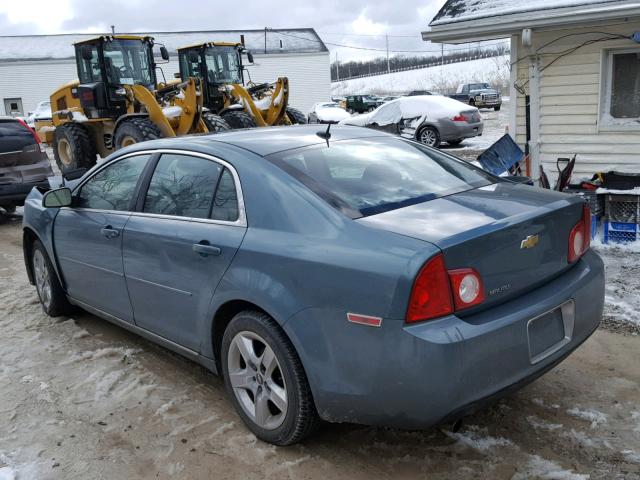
[74,36,159,119]
[178,43,248,112]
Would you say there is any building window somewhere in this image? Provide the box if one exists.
[601,49,640,129]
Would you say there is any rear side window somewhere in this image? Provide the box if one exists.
[76,155,149,211]
[211,168,239,222]
[0,120,36,154]
[143,154,222,219]
[267,138,495,218]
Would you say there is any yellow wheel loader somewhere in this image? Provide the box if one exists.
[176,42,307,130]
[41,35,211,173]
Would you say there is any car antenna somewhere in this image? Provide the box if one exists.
[316,123,331,147]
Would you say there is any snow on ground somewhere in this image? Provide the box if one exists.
[331,55,509,96]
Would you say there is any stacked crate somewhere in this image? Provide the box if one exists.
[603,194,640,244]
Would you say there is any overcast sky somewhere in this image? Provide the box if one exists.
[0,0,448,62]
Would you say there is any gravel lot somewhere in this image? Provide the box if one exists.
[1,112,639,479]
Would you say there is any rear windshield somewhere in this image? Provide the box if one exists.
[0,120,36,154]
[267,137,495,218]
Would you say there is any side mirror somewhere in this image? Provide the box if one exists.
[81,45,94,61]
[42,187,72,208]
[246,51,254,64]
[160,46,169,61]
[174,72,181,79]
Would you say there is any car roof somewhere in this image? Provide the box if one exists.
[137,125,390,157]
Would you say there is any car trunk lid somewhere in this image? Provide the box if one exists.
[357,182,584,309]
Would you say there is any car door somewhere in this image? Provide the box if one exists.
[122,152,247,351]
[53,153,152,322]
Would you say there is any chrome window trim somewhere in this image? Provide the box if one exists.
[67,148,247,227]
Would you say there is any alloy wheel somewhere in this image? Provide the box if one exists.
[33,249,52,310]
[227,331,288,430]
[419,128,437,147]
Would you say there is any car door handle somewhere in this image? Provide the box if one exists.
[193,242,221,257]
[101,226,120,239]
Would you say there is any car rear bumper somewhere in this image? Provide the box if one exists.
[285,250,604,428]
[438,119,484,141]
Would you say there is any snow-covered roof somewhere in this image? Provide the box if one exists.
[0,28,327,62]
[430,0,623,26]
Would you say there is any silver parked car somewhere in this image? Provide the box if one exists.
[339,95,483,148]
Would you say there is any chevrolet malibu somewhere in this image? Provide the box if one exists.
[22,126,604,446]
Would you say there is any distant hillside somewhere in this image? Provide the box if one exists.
[331,55,510,96]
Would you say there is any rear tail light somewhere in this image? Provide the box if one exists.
[452,114,466,122]
[16,117,42,145]
[406,254,453,323]
[406,255,486,324]
[448,268,485,310]
[568,204,591,263]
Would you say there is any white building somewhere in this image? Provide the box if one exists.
[423,0,640,182]
[0,28,330,117]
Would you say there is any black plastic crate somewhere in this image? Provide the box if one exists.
[563,188,604,215]
[604,194,640,223]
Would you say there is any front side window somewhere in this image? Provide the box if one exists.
[601,49,640,128]
[267,138,495,218]
[76,44,102,84]
[143,154,222,219]
[76,154,149,210]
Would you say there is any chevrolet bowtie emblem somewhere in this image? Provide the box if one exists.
[520,234,539,249]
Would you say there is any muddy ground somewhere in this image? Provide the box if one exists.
[1,213,639,480]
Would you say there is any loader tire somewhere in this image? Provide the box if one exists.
[221,110,257,130]
[202,112,231,133]
[53,123,97,173]
[114,117,162,150]
[285,107,308,125]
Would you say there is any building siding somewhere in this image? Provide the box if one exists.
[514,20,640,182]
[0,52,330,117]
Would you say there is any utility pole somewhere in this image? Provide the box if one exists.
[264,27,267,54]
[336,51,339,81]
[386,34,390,74]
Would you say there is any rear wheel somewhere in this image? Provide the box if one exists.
[448,139,463,146]
[53,123,97,173]
[285,107,308,125]
[494,105,501,111]
[221,110,257,129]
[418,126,441,148]
[114,117,161,150]
[31,240,73,317]
[222,311,320,445]
[202,112,231,133]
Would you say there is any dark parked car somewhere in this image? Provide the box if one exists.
[406,90,433,96]
[448,83,502,110]
[23,126,604,445]
[0,117,53,213]
[344,94,384,114]
[340,96,483,148]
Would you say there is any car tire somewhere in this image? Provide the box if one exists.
[417,126,441,148]
[221,310,320,445]
[1,205,16,214]
[448,139,463,146]
[494,106,501,111]
[114,117,162,150]
[31,239,73,317]
[53,122,97,173]
[469,99,475,107]
[347,108,355,114]
[221,110,258,129]
[285,107,308,125]
[202,112,231,133]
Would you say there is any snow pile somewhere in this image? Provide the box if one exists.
[445,426,513,452]
[567,408,608,428]
[331,55,509,97]
[312,103,350,122]
[512,455,590,480]
[162,106,183,119]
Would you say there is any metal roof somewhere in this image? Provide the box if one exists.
[0,28,328,62]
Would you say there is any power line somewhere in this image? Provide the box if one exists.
[268,29,508,54]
